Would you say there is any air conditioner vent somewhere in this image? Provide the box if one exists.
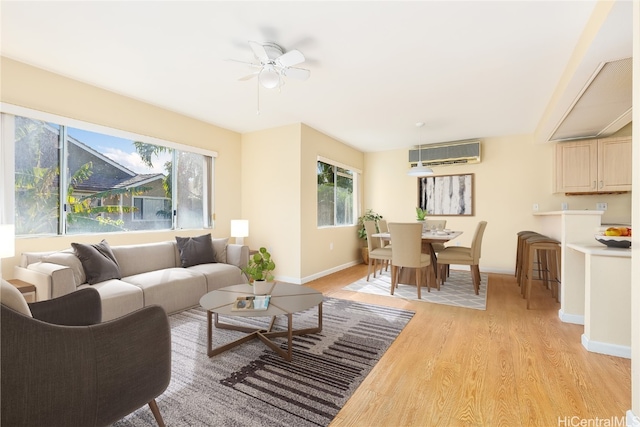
[409,140,481,167]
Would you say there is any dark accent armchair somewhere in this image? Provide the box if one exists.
[1,286,171,427]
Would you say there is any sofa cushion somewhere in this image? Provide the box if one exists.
[72,240,121,285]
[187,262,248,292]
[112,242,177,277]
[78,280,144,322]
[176,234,215,267]
[211,238,229,264]
[41,250,86,286]
[122,268,207,315]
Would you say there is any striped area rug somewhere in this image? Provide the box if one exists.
[113,297,414,427]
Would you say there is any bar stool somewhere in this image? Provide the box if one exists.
[515,231,542,286]
[522,235,561,309]
[519,233,557,291]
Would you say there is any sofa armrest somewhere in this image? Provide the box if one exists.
[29,288,102,325]
[226,244,249,269]
[14,263,76,301]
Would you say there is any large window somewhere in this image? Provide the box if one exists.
[317,158,358,227]
[3,109,216,236]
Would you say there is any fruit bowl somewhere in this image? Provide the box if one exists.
[594,233,632,248]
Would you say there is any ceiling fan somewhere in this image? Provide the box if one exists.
[234,41,310,89]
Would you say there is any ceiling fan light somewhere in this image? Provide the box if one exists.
[259,67,280,89]
[407,162,433,177]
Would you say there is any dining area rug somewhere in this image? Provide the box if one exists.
[343,269,488,310]
[113,297,414,427]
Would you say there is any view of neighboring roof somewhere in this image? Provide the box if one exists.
[17,117,167,193]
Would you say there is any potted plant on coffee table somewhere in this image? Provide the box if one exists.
[242,247,276,295]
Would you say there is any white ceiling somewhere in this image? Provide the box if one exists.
[0,1,632,152]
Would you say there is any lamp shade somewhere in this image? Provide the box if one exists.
[259,66,280,89]
[231,220,249,245]
[407,162,434,177]
[0,224,15,258]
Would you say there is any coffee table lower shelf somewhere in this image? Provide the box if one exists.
[206,303,323,361]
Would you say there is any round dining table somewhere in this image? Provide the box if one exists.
[372,230,463,289]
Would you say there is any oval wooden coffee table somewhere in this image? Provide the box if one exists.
[199,282,323,361]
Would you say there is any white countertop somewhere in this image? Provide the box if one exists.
[533,210,605,216]
[566,243,632,258]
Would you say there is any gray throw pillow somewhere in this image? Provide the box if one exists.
[71,240,122,285]
[176,234,216,268]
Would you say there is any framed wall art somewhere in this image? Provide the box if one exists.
[418,173,474,216]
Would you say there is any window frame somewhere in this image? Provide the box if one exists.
[1,102,218,236]
[316,155,360,229]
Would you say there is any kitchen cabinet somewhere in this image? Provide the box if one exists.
[555,136,632,193]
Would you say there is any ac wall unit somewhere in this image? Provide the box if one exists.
[409,140,481,167]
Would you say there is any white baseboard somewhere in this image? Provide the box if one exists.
[559,308,584,325]
[581,334,631,359]
[627,410,640,426]
[282,260,361,285]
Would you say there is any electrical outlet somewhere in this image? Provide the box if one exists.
[329,242,333,250]
[561,203,568,210]
[596,202,608,211]
[533,203,539,211]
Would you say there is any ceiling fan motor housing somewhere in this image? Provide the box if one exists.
[258,42,284,63]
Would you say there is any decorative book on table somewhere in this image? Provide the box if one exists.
[231,295,271,311]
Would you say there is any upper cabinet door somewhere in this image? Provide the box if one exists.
[555,140,598,193]
[555,136,632,193]
[597,137,632,192]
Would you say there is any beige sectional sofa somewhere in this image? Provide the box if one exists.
[14,238,249,321]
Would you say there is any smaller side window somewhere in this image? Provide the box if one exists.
[317,160,356,227]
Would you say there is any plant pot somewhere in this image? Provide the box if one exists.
[253,280,273,295]
[361,247,369,265]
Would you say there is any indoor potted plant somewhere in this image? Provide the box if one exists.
[357,209,383,264]
[416,207,428,232]
[242,247,276,295]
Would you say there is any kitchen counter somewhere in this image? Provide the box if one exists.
[534,210,604,324]
[533,210,606,216]
[566,243,631,358]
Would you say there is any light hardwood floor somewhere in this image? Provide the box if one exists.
[304,263,631,427]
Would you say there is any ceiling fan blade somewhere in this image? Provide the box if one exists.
[275,49,305,68]
[238,71,259,81]
[227,58,261,69]
[282,67,310,81]
[248,41,269,63]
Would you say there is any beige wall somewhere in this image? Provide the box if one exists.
[240,123,364,284]
[363,129,632,274]
[300,124,364,281]
[1,57,243,276]
[240,124,302,282]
